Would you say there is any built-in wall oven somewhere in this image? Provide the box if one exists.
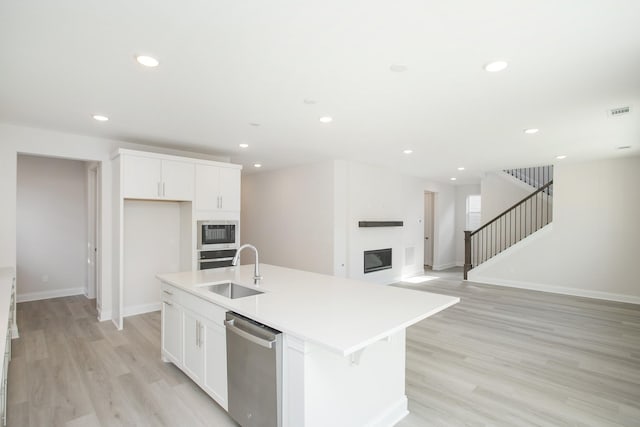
[198,249,237,270]
[197,221,239,270]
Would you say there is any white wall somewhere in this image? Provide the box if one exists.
[455,184,481,265]
[16,155,88,301]
[241,161,335,274]
[424,181,457,270]
[470,155,640,303]
[0,122,228,319]
[241,159,444,284]
[480,172,532,224]
[343,161,425,283]
[123,200,182,316]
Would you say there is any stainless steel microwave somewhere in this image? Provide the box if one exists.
[197,220,238,250]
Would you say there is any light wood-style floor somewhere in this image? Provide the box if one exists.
[8,274,640,426]
[8,296,238,427]
[394,274,640,427]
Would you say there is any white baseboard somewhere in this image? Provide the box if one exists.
[366,395,409,427]
[97,306,112,322]
[432,262,457,271]
[468,276,640,305]
[17,287,85,303]
[123,302,161,317]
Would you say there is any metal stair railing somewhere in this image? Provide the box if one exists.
[464,180,553,279]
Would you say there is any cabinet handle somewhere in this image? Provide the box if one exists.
[163,301,173,307]
[162,182,166,197]
[219,196,223,209]
[163,290,173,296]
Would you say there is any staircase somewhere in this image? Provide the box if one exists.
[464,166,553,279]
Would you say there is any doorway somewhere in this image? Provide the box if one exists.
[424,192,435,268]
[16,154,100,312]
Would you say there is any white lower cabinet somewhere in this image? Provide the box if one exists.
[160,284,228,410]
[183,309,205,381]
[161,300,182,365]
[203,319,228,409]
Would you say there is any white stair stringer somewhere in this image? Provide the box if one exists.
[467,224,640,305]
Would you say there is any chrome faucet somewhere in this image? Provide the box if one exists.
[232,244,262,284]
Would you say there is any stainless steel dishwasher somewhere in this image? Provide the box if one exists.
[225,312,283,427]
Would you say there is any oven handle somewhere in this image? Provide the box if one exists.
[199,257,235,263]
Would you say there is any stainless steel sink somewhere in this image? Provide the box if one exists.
[200,282,264,299]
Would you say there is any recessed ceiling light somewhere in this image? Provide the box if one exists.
[457,167,465,171]
[249,122,261,127]
[135,55,159,68]
[556,155,567,160]
[390,64,408,72]
[319,116,333,123]
[253,163,262,168]
[403,149,413,154]
[484,60,508,72]
[617,145,631,150]
[524,128,539,134]
[303,99,317,105]
[92,114,109,122]
[450,177,457,181]
[239,143,249,148]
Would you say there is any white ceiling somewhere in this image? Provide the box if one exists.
[1,0,639,184]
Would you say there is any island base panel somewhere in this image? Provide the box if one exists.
[284,330,409,427]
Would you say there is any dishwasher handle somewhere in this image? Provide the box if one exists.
[225,319,275,349]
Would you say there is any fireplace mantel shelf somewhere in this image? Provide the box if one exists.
[358,221,403,228]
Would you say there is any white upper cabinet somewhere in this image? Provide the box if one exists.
[162,160,195,200]
[122,154,194,201]
[195,164,241,212]
[122,155,163,199]
[117,149,241,208]
[218,167,241,212]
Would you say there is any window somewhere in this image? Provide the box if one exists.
[466,195,481,231]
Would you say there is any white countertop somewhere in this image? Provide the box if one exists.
[157,264,459,356]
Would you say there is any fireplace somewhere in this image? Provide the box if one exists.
[364,248,392,274]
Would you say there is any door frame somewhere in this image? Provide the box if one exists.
[86,163,101,302]
[423,191,435,267]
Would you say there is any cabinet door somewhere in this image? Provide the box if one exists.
[195,164,221,211]
[122,155,162,199]
[161,301,182,365]
[162,160,194,201]
[204,320,228,409]
[218,168,241,212]
[183,311,205,382]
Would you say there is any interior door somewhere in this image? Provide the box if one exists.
[424,192,434,267]
[87,167,97,299]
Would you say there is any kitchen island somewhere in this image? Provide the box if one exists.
[157,264,459,427]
